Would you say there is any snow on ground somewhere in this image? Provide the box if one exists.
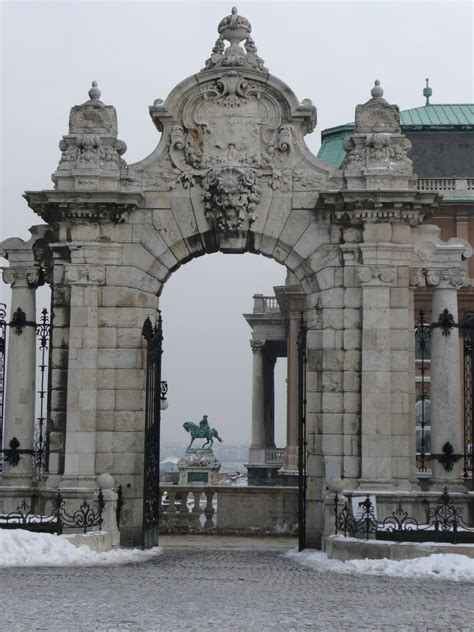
[0,530,161,567]
[287,546,474,582]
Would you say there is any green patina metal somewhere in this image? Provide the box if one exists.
[183,419,223,449]
[187,471,209,484]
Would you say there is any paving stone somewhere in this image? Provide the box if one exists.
[1,543,473,631]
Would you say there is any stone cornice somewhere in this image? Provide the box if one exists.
[318,190,440,226]
[23,191,144,225]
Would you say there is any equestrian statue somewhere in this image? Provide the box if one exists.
[183,415,223,449]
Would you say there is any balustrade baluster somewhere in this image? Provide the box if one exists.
[190,491,202,531]
[177,491,189,532]
[167,490,177,532]
[204,491,215,530]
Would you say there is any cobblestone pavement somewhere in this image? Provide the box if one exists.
[1,540,474,632]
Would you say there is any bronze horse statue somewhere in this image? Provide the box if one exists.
[183,421,223,449]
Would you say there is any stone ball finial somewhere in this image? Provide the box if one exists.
[232,6,238,14]
[97,472,114,490]
[88,80,101,101]
[371,80,384,99]
[328,477,345,494]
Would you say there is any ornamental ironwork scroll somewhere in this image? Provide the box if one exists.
[34,308,51,480]
[334,488,474,544]
[0,490,104,535]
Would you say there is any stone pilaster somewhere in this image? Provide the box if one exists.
[426,269,464,485]
[249,339,265,464]
[358,264,397,486]
[2,266,41,480]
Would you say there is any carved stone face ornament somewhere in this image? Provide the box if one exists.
[203,166,260,232]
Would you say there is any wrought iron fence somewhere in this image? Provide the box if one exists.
[334,487,474,544]
[0,304,52,477]
[462,311,473,484]
[34,308,51,479]
[0,304,7,470]
[414,308,473,483]
[0,489,104,535]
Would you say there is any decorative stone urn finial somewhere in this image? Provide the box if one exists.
[370,80,384,99]
[88,80,102,101]
[203,6,266,72]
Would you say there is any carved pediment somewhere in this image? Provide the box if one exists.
[127,8,323,234]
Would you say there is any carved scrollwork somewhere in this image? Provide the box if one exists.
[64,265,105,286]
[357,265,396,286]
[425,268,465,289]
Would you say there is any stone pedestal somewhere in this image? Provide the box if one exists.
[177,449,221,486]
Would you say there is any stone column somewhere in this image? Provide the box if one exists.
[249,339,265,463]
[2,266,41,480]
[283,315,300,472]
[264,355,276,448]
[427,269,464,484]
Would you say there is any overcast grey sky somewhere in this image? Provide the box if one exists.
[1,1,472,447]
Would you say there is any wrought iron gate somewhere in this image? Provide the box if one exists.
[297,314,307,551]
[0,304,7,469]
[415,308,474,486]
[462,311,473,489]
[141,312,164,549]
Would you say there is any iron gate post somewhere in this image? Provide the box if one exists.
[141,312,163,549]
[297,313,307,551]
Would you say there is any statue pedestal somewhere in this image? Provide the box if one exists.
[177,448,221,486]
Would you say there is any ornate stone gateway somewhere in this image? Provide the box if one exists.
[0,7,471,546]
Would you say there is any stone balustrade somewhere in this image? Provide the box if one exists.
[265,448,285,464]
[417,177,474,194]
[160,485,298,535]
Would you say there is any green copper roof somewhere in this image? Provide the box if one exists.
[318,104,474,166]
[401,104,474,126]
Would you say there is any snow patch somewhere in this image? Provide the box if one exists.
[287,547,474,582]
[0,529,160,567]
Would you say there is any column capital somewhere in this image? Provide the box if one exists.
[357,265,396,286]
[250,339,265,353]
[2,266,42,288]
[425,268,465,290]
